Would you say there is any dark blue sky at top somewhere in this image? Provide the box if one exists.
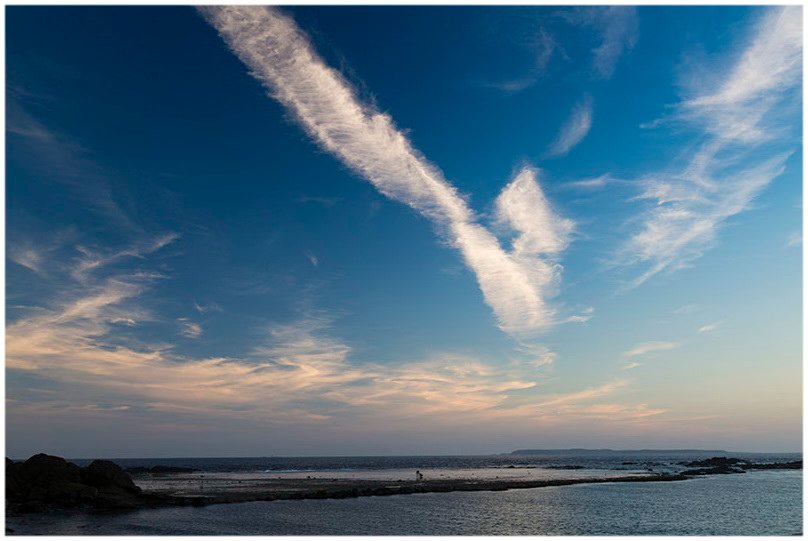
[5,5,802,456]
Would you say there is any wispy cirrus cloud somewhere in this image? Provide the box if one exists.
[590,7,638,79]
[787,230,801,248]
[200,6,574,335]
[486,28,562,93]
[563,173,613,191]
[9,244,45,274]
[533,380,627,408]
[564,7,638,79]
[178,318,203,339]
[70,233,179,283]
[8,236,660,429]
[7,103,140,233]
[620,341,677,370]
[304,250,319,267]
[697,322,719,334]
[623,341,678,358]
[194,301,222,315]
[620,6,801,287]
[545,95,593,158]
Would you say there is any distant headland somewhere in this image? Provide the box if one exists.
[510,449,730,455]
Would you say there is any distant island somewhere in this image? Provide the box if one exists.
[511,449,730,455]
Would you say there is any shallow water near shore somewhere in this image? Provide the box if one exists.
[8,469,801,535]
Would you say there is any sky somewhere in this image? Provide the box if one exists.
[5,5,802,458]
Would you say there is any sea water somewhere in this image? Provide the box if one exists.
[7,452,802,535]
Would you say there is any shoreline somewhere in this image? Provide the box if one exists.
[6,454,800,515]
[8,472,690,514]
[152,473,691,507]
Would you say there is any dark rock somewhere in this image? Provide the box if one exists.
[19,454,81,486]
[744,460,802,470]
[680,457,802,476]
[682,466,746,476]
[7,454,100,507]
[46,481,98,502]
[7,453,147,512]
[683,456,748,468]
[6,458,24,499]
[81,460,141,494]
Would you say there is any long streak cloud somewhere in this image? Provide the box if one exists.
[200,6,571,334]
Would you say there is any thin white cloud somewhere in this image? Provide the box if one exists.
[487,28,561,93]
[697,322,719,334]
[623,341,678,358]
[305,250,319,267]
[673,304,700,315]
[71,233,179,283]
[200,6,574,335]
[787,230,802,248]
[545,95,593,157]
[591,7,638,79]
[533,380,628,408]
[621,361,641,370]
[194,301,222,314]
[178,318,203,339]
[620,6,800,287]
[9,246,44,274]
[563,306,594,324]
[8,103,139,232]
[566,7,638,79]
[563,173,612,190]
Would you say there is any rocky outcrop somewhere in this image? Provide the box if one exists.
[745,460,802,470]
[682,457,748,468]
[681,466,746,476]
[6,454,155,512]
[680,457,802,476]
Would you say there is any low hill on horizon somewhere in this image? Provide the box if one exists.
[510,448,731,455]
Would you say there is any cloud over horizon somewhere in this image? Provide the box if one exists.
[7,236,659,435]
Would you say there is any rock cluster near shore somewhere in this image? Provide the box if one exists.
[6,454,155,512]
[678,456,803,476]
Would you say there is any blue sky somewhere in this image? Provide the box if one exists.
[6,6,802,457]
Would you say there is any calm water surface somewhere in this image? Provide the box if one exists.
[8,470,801,535]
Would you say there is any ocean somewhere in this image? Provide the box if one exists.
[7,451,802,535]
